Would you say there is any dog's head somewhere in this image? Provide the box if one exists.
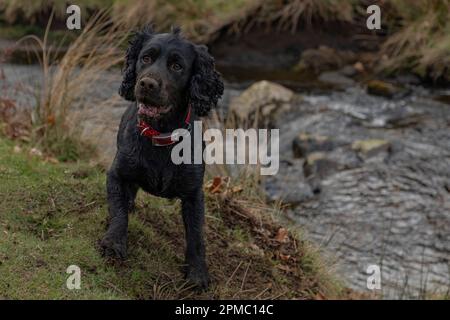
[119,26,224,121]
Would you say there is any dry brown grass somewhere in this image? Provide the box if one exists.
[203,107,272,195]
[379,0,450,82]
[0,0,113,24]
[1,0,251,42]
[216,0,355,39]
[110,0,255,42]
[15,9,128,159]
[1,0,358,43]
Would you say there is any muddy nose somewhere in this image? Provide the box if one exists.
[139,77,159,92]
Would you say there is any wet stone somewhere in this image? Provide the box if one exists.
[351,139,391,158]
[292,133,338,158]
[318,71,355,88]
[264,159,314,205]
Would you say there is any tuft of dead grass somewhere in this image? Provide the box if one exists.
[110,0,255,43]
[379,0,450,82]
[213,0,355,40]
[0,0,114,24]
[203,107,280,197]
[15,9,128,160]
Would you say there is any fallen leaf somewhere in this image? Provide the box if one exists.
[279,253,291,261]
[232,185,243,193]
[47,114,55,125]
[274,227,289,243]
[209,176,223,193]
[29,148,43,157]
[45,157,59,164]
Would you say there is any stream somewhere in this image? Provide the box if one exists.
[265,86,450,298]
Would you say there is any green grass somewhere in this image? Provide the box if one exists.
[0,137,339,299]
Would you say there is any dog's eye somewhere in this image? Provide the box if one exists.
[171,63,183,72]
[142,55,152,64]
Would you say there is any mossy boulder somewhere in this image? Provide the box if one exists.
[292,133,337,158]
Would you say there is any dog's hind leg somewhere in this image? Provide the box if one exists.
[100,170,131,260]
[181,190,209,289]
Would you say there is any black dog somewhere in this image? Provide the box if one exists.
[100,26,224,289]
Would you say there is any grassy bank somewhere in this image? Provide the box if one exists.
[0,138,339,299]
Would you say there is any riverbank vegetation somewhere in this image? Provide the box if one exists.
[2,0,450,82]
[18,11,127,161]
[379,0,450,82]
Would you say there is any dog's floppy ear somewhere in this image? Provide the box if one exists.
[189,45,224,116]
[118,25,154,101]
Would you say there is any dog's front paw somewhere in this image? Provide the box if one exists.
[185,264,210,290]
[100,234,127,261]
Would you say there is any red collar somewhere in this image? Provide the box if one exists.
[137,105,192,146]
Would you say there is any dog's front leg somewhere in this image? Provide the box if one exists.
[100,170,130,260]
[181,190,209,289]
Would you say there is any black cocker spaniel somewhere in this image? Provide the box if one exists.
[100,25,224,289]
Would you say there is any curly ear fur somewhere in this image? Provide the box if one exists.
[189,45,224,116]
[118,25,154,101]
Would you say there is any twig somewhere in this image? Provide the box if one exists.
[240,261,251,292]
[254,286,270,299]
[65,201,96,214]
[225,261,243,288]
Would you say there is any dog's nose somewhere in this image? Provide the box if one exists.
[139,77,159,92]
